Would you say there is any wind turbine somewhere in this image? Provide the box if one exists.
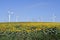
[38,16,43,22]
[8,10,13,22]
[52,14,56,22]
[40,16,42,22]
[32,18,37,22]
[16,16,19,22]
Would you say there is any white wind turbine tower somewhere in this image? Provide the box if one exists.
[32,18,37,22]
[40,16,42,22]
[16,16,19,22]
[39,16,43,22]
[52,14,56,22]
[8,10,14,22]
[31,18,34,22]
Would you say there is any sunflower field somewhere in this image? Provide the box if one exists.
[0,22,60,40]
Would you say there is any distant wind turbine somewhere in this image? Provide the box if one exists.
[8,10,13,22]
[52,14,56,22]
[16,16,19,22]
[32,18,37,22]
[39,16,43,22]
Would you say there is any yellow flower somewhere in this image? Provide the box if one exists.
[36,28,41,30]
[16,30,21,32]
[26,30,31,32]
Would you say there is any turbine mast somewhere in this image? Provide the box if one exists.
[8,10,13,22]
[52,14,56,22]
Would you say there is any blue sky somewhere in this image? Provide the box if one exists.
[0,0,60,22]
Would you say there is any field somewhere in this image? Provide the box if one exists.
[0,22,60,40]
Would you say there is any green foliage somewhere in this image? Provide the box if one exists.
[0,27,60,40]
[0,23,60,40]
